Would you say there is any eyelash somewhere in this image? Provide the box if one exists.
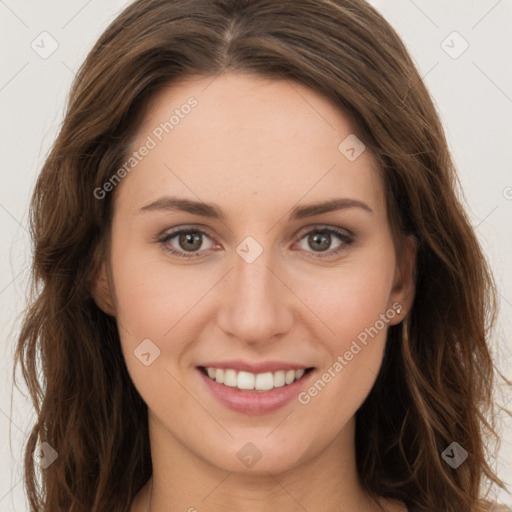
[156,225,354,260]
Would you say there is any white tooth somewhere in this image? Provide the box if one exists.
[215,368,225,384]
[224,369,238,387]
[255,372,274,391]
[237,371,255,390]
[209,367,306,390]
[273,370,285,387]
[285,370,295,385]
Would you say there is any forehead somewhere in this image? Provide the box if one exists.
[115,72,385,219]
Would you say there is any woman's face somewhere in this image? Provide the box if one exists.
[96,72,414,475]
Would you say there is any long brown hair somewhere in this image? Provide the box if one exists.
[14,0,508,510]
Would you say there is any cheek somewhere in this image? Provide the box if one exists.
[299,256,396,346]
[110,248,205,415]
[290,252,395,415]
[111,239,204,339]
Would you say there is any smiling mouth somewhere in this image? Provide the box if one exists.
[198,366,315,392]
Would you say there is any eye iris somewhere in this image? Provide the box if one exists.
[309,231,330,252]
[179,232,202,251]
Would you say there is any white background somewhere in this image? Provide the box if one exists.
[1,0,511,509]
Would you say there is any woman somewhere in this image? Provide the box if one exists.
[14,0,509,510]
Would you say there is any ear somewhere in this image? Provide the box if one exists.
[387,235,417,325]
[91,262,116,317]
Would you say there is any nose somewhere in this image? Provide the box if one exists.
[216,248,295,346]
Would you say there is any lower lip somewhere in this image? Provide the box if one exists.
[198,368,315,415]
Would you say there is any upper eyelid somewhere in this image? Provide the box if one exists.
[159,223,352,240]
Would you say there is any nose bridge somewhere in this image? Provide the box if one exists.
[217,238,293,343]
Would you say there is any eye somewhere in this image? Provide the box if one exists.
[157,225,354,260]
[295,226,354,259]
[158,227,215,258]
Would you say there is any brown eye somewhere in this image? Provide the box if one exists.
[177,232,203,252]
[296,227,354,259]
[307,231,332,252]
[158,228,214,258]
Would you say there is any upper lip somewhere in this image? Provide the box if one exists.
[198,360,313,374]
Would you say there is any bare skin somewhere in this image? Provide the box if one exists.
[93,72,415,512]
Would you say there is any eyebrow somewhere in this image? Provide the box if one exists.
[138,196,373,221]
